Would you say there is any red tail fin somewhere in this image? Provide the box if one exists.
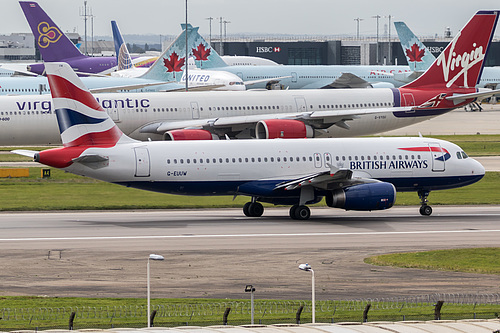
[403,11,499,89]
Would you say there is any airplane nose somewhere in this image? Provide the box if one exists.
[471,158,486,176]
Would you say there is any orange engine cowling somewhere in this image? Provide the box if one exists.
[255,119,314,139]
[164,129,216,141]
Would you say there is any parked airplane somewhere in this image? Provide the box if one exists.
[13,62,486,218]
[0,23,250,95]
[19,1,155,76]
[178,23,428,89]
[1,11,498,146]
[394,20,500,90]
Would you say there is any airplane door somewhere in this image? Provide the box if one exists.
[191,102,200,119]
[291,72,298,83]
[403,93,416,107]
[108,108,120,122]
[313,153,322,168]
[294,97,307,112]
[429,143,445,172]
[134,147,150,177]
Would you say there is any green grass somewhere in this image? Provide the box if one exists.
[0,296,499,330]
[0,167,498,211]
[365,248,500,274]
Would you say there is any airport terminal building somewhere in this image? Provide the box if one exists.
[1,32,500,67]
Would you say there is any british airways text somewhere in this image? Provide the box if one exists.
[349,159,428,170]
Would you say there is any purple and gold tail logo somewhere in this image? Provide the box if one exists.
[37,22,62,48]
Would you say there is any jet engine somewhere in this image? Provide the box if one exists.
[164,129,217,141]
[255,119,314,139]
[325,182,396,211]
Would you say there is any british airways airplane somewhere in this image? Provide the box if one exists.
[1,10,498,146]
[13,62,485,218]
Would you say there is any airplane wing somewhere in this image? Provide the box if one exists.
[244,76,292,87]
[139,106,413,136]
[274,164,379,191]
[323,72,373,89]
[89,81,176,93]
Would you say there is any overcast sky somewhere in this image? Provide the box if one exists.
[2,0,500,38]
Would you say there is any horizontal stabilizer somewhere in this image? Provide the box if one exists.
[446,88,500,102]
[72,154,109,164]
[11,149,38,158]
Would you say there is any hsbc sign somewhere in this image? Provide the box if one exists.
[256,46,281,53]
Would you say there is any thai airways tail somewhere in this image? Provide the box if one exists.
[112,21,134,71]
[19,1,85,62]
[140,23,227,82]
[402,11,499,89]
[394,21,436,72]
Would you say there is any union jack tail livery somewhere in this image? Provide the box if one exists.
[403,10,499,90]
[31,63,136,168]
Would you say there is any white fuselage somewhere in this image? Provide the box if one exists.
[0,88,445,145]
[65,137,484,201]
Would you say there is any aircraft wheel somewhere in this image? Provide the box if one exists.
[243,202,252,217]
[419,205,433,216]
[289,205,299,219]
[248,202,264,217]
[294,205,311,220]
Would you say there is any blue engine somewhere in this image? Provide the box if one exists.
[325,182,396,211]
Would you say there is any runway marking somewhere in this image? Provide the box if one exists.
[2,229,500,242]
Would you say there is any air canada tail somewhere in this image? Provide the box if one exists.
[112,21,134,71]
[403,10,499,90]
[46,62,135,148]
[140,23,227,81]
[19,1,85,62]
[394,21,435,72]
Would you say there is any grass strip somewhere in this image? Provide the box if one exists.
[0,167,498,211]
[365,247,500,274]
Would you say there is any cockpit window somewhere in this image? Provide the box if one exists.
[461,151,468,159]
[456,152,462,159]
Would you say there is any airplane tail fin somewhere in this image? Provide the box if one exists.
[394,21,436,72]
[112,21,134,71]
[45,62,135,148]
[140,23,227,81]
[19,1,85,62]
[402,11,499,89]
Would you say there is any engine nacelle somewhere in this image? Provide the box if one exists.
[164,129,217,141]
[325,182,396,211]
[256,119,314,139]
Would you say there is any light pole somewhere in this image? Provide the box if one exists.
[147,254,164,327]
[245,285,256,324]
[299,263,315,323]
[372,15,381,64]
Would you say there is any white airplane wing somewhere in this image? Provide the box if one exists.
[244,76,292,87]
[139,106,413,136]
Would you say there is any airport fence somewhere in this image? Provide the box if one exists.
[1,293,500,331]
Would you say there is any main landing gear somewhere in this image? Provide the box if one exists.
[418,190,433,216]
[289,205,311,220]
[243,201,264,217]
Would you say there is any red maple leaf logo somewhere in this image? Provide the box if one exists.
[192,43,211,61]
[405,43,425,62]
[163,52,185,73]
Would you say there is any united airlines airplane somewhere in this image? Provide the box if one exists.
[1,10,499,146]
[14,62,486,218]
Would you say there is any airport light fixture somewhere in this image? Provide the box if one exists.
[298,263,315,323]
[245,285,256,324]
[147,254,165,327]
